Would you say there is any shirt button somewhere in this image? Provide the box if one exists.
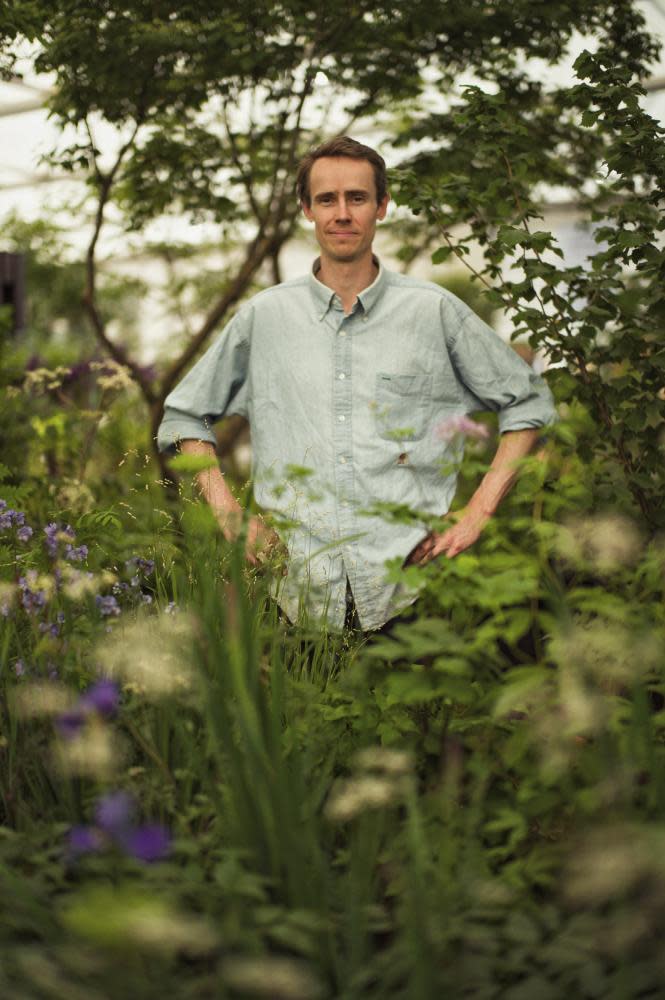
[362,316,369,323]
[338,414,346,422]
[339,330,347,337]
[339,456,347,464]
[338,372,346,380]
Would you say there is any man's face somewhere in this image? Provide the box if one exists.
[302,156,389,264]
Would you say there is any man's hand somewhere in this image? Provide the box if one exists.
[405,428,542,567]
[219,511,285,566]
[179,440,286,568]
[404,508,490,566]
[244,515,285,567]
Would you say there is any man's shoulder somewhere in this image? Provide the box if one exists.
[384,269,454,299]
[382,269,471,319]
[246,275,310,309]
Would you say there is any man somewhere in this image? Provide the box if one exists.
[157,136,556,631]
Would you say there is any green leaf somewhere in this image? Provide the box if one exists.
[431,245,456,265]
[493,668,552,718]
[169,453,218,474]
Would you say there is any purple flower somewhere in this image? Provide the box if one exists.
[67,825,104,857]
[65,542,88,562]
[126,557,155,577]
[65,543,88,562]
[39,612,64,637]
[18,573,47,615]
[67,792,170,865]
[95,594,120,617]
[81,679,119,717]
[14,658,26,677]
[435,415,490,443]
[95,790,135,837]
[55,707,86,740]
[164,602,179,615]
[55,678,119,740]
[44,523,59,557]
[124,824,170,863]
[0,504,29,534]
[44,522,75,558]
[39,621,61,637]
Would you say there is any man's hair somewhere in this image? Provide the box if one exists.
[295,136,388,207]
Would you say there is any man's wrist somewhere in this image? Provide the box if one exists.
[215,507,243,538]
[455,502,494,523]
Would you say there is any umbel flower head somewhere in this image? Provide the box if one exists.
[325,744,414,823]
[96,610,196,697]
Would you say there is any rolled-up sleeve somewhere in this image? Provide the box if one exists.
[446,304,557,433]
[157,310,251,454]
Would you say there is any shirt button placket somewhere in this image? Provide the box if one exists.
[334,315,354,592]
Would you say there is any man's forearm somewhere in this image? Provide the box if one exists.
[465,428,541,519]
[179,439,242,537]
[179,439,282,565]
[406,427,541,564]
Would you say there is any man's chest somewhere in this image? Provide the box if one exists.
[250,306,458,417]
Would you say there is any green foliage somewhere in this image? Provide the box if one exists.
[2,372,665,995]
[2,0,641,469]
[394,1,665,527]
[1,2,665,996]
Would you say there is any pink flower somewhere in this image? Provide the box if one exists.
[434,415,490,443]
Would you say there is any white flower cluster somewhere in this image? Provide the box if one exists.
[91,360,135,393]
[325,746,414,823]
[555,513,642,573]
[96,611,197,697]
[221,956,324,1000]
[23,366,71,394]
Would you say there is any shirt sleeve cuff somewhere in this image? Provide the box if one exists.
[156,415,218,454]
[498,399,559,434]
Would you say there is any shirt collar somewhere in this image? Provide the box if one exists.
[308,255,387,321]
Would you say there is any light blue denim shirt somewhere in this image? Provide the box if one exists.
[158,260,557,630]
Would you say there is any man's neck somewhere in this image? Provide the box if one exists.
[316,253,378,315]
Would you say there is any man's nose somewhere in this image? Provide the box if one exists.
[334,197,351,220]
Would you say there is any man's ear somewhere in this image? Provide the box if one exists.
[301,200,314,221]
[377,192,390,221]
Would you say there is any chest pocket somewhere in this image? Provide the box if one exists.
[373,373,433,442]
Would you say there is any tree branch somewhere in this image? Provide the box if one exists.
[223,104,265,226]
[81,119,156,403]
[158,227,291,400]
